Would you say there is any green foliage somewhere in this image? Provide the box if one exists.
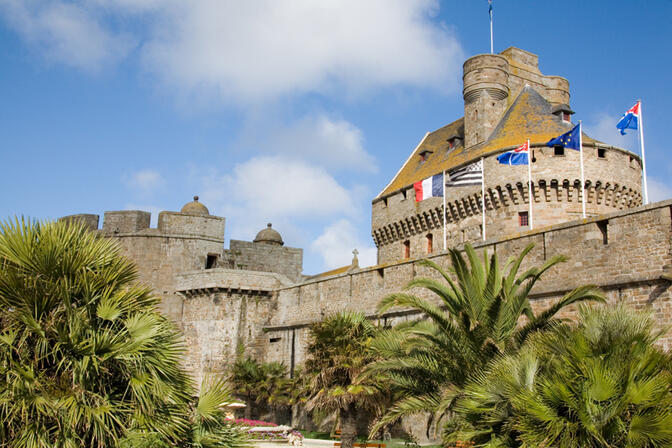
[304,311,387,448]
[0,218,193,447]
[365,243,604,436]
[229,353,297,420]
[122,376,251,448]
[304,311,384,415]
[450,305,672,447]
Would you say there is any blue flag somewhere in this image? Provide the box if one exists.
[546,124,580,150]
[497,141,529,165]
[616,102,640,135]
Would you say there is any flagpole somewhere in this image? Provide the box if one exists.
[638,100,649,205]
[481,157,486,240]
[442,170,447,251]
[527,139,533,229]
[489,1,494,54]
[579,121,586,218]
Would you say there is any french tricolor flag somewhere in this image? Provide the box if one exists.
[413,173,443,202]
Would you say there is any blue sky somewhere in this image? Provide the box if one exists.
[1,0,671,275]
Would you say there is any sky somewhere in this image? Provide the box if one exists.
[1,0,671,275]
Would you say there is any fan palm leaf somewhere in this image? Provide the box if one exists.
[366,243,603,437]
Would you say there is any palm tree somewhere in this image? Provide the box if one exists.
[365,243,604,436]
[304,311,386,448]
[122,376,251,448]
[452,305,672,447]
[230,355,267,419]
[230,355,292,422]
[0,218,192,447]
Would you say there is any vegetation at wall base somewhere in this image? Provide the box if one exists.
[449,305,672,447]
[364,243,605,438]
[304,311,388,448]
[0,218,250,448]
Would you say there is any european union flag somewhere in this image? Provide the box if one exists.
[546,124,581,150]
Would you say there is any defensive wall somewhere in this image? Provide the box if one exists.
[60,209,226,322]
[260,200,672,375]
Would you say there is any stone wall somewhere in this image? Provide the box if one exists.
[174,268,292,387]
[462,47,570,148]
[223,240,303,283]
[372,143,642,265]
[264,200,672,373]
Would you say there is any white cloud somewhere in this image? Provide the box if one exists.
[312,219,377,269]
[0,0,134,72]
[243,114,377,172]
[0,0,463,101]
[123,169,165,196]
[585,112,638,150]
[202,156,357,219]
[141,0,463,102]
[647,177,672,203]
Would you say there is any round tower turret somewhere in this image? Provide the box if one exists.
[543,76,570,106]
[254,223,284,246]
[463,54,510,148]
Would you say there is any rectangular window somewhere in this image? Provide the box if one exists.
[269,337,282,343]
[597,148,606,158]
[518,211,529,227]
[206,254,218,269]
[554,145,565,156]
[562,111,571,122]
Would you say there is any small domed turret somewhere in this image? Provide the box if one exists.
[254,223,284,246]
[180,196,209,215]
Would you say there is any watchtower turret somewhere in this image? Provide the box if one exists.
[462,54,510,148]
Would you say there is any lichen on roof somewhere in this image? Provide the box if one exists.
[306,265,350,280]
[376,86,600,199]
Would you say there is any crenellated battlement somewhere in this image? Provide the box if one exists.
[372,140,642,263]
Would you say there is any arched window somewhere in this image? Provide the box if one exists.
[426,233,433,254]
[403,240,410,259]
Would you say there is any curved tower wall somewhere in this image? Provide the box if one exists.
[372,145,642,264]
[463,48,571,149]
[463,54,510,148]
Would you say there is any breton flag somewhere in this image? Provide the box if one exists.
[546,124,581,150]
[413,173,443,201]
[616,102,640,135]
[446,160,483,187]
[497,141,529,165]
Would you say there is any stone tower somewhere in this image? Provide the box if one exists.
[462,47,571,149]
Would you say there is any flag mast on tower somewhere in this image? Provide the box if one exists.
[489,0,494,54]
[616,101,648,204]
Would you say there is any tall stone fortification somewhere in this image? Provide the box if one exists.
[373,47,641,264]
[59,48,670,413]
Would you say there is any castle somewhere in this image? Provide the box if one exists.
[60,48,671,411]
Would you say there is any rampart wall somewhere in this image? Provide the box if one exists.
[60,209,226,321]
[223,240,303,283]
[261,200,672,374]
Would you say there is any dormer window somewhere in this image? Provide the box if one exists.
[446,134,463,151]
[552,104,575,124]
[418,150,433,163]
